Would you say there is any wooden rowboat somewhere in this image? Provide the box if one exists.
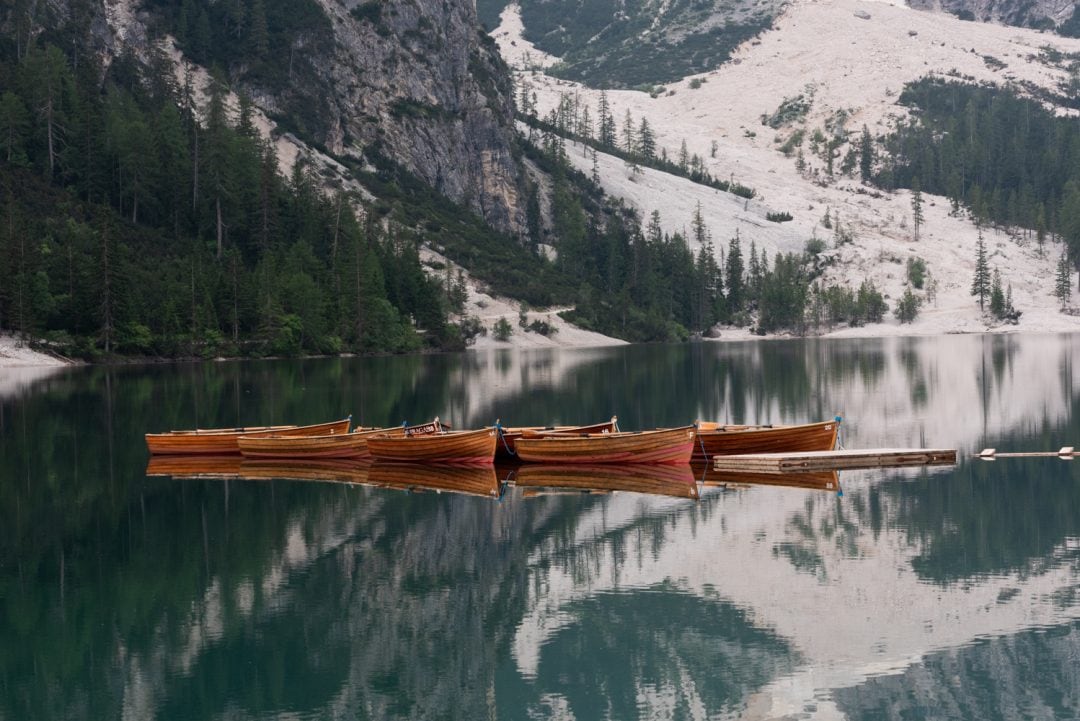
[515,463,699,499]
[236,426,405,460]
[145,417,352,455]
[693,419,839,459]
[366,425,498,464]
[496,417,619,459]
[514,426,696,465]
[368,462,501,497]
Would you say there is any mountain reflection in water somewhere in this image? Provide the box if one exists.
[3,337,1080,720]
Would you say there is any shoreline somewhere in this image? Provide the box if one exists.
[0,334,74,369]
[6,324,1080,369]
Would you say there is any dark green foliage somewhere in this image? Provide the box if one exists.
[906,257,927,289]
[0,35,441,358]
[989,270,1021,322]
[355,143,564,309]
[858,280,888,323]
[756,253,808,333]
[350,1,384,25]
[972,234,990,311]
[812,279,887,328]
[511,0,771,86]
[145,0,335,138]
[761,95,810,129]
[766,211,793,223]
[1055,252,1072,306]
[493,316,513,340]
[859,125,873,182]
[521,110,756,199]
[895,288,921,323]
[881,79,1080,252]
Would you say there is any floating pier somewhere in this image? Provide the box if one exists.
[712,448,957,473]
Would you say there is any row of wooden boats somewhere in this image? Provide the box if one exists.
[145,416,840,466]
[145,455,842,499]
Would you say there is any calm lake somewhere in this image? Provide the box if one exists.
[2,335,1080,720]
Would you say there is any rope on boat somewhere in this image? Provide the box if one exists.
[695,421,709,460]
[495,420,517,457]
[834,415,844,450]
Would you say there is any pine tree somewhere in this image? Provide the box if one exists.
[202,75,234,259]
[1056,252,1072,307]
[725,232,744,316]
[859,124,873,182]
[678,139,689,171]
[895,287,920,323]
[1031,203,1046,252]
[23,44,73,178]
[621,109,635,154]
[248,0,269,58]
[597,91,615,147]
[1061,180,1080,290]
[690,202,708,246]
[911,176,924,241]
[646,210,663,245]
[590,148,600,185]
[578,105,592,142]
[637,117,655,160]
[989,267,1005,318]
[0,92,29,164]
[971,231,990,311]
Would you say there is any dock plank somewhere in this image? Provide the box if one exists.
[712,448,957,472]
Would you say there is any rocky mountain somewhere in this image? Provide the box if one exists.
[31,0,528,235]
[906,0,1079,32]
[498,0,1080,337]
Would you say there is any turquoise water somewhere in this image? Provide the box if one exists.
[2,336,1079,720]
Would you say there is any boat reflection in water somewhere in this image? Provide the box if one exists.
[147,456,843,498]
[513,463,699,500]
[696,463,842,494]
[145,454,246,480]
[367,462,502,498]
[147,455,504,498]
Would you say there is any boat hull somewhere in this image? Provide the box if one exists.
[497,418,618,459]
[366,427,498,464]
[693,420,839,459]
[236,426,404,459]
[514,426,696,465]
[146,418,351,455]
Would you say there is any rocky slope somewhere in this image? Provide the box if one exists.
[17,0,527,235]
[498,0,1080,338]
[907,0,1077,31]
[306,0,524,232]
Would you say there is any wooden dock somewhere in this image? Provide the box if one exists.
[712,448,957,473]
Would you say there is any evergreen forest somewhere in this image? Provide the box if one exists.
[879,78,1080,281]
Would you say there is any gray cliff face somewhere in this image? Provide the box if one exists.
[906,0,1076,28]
[310,0,523,233]
[17,0,525,236]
